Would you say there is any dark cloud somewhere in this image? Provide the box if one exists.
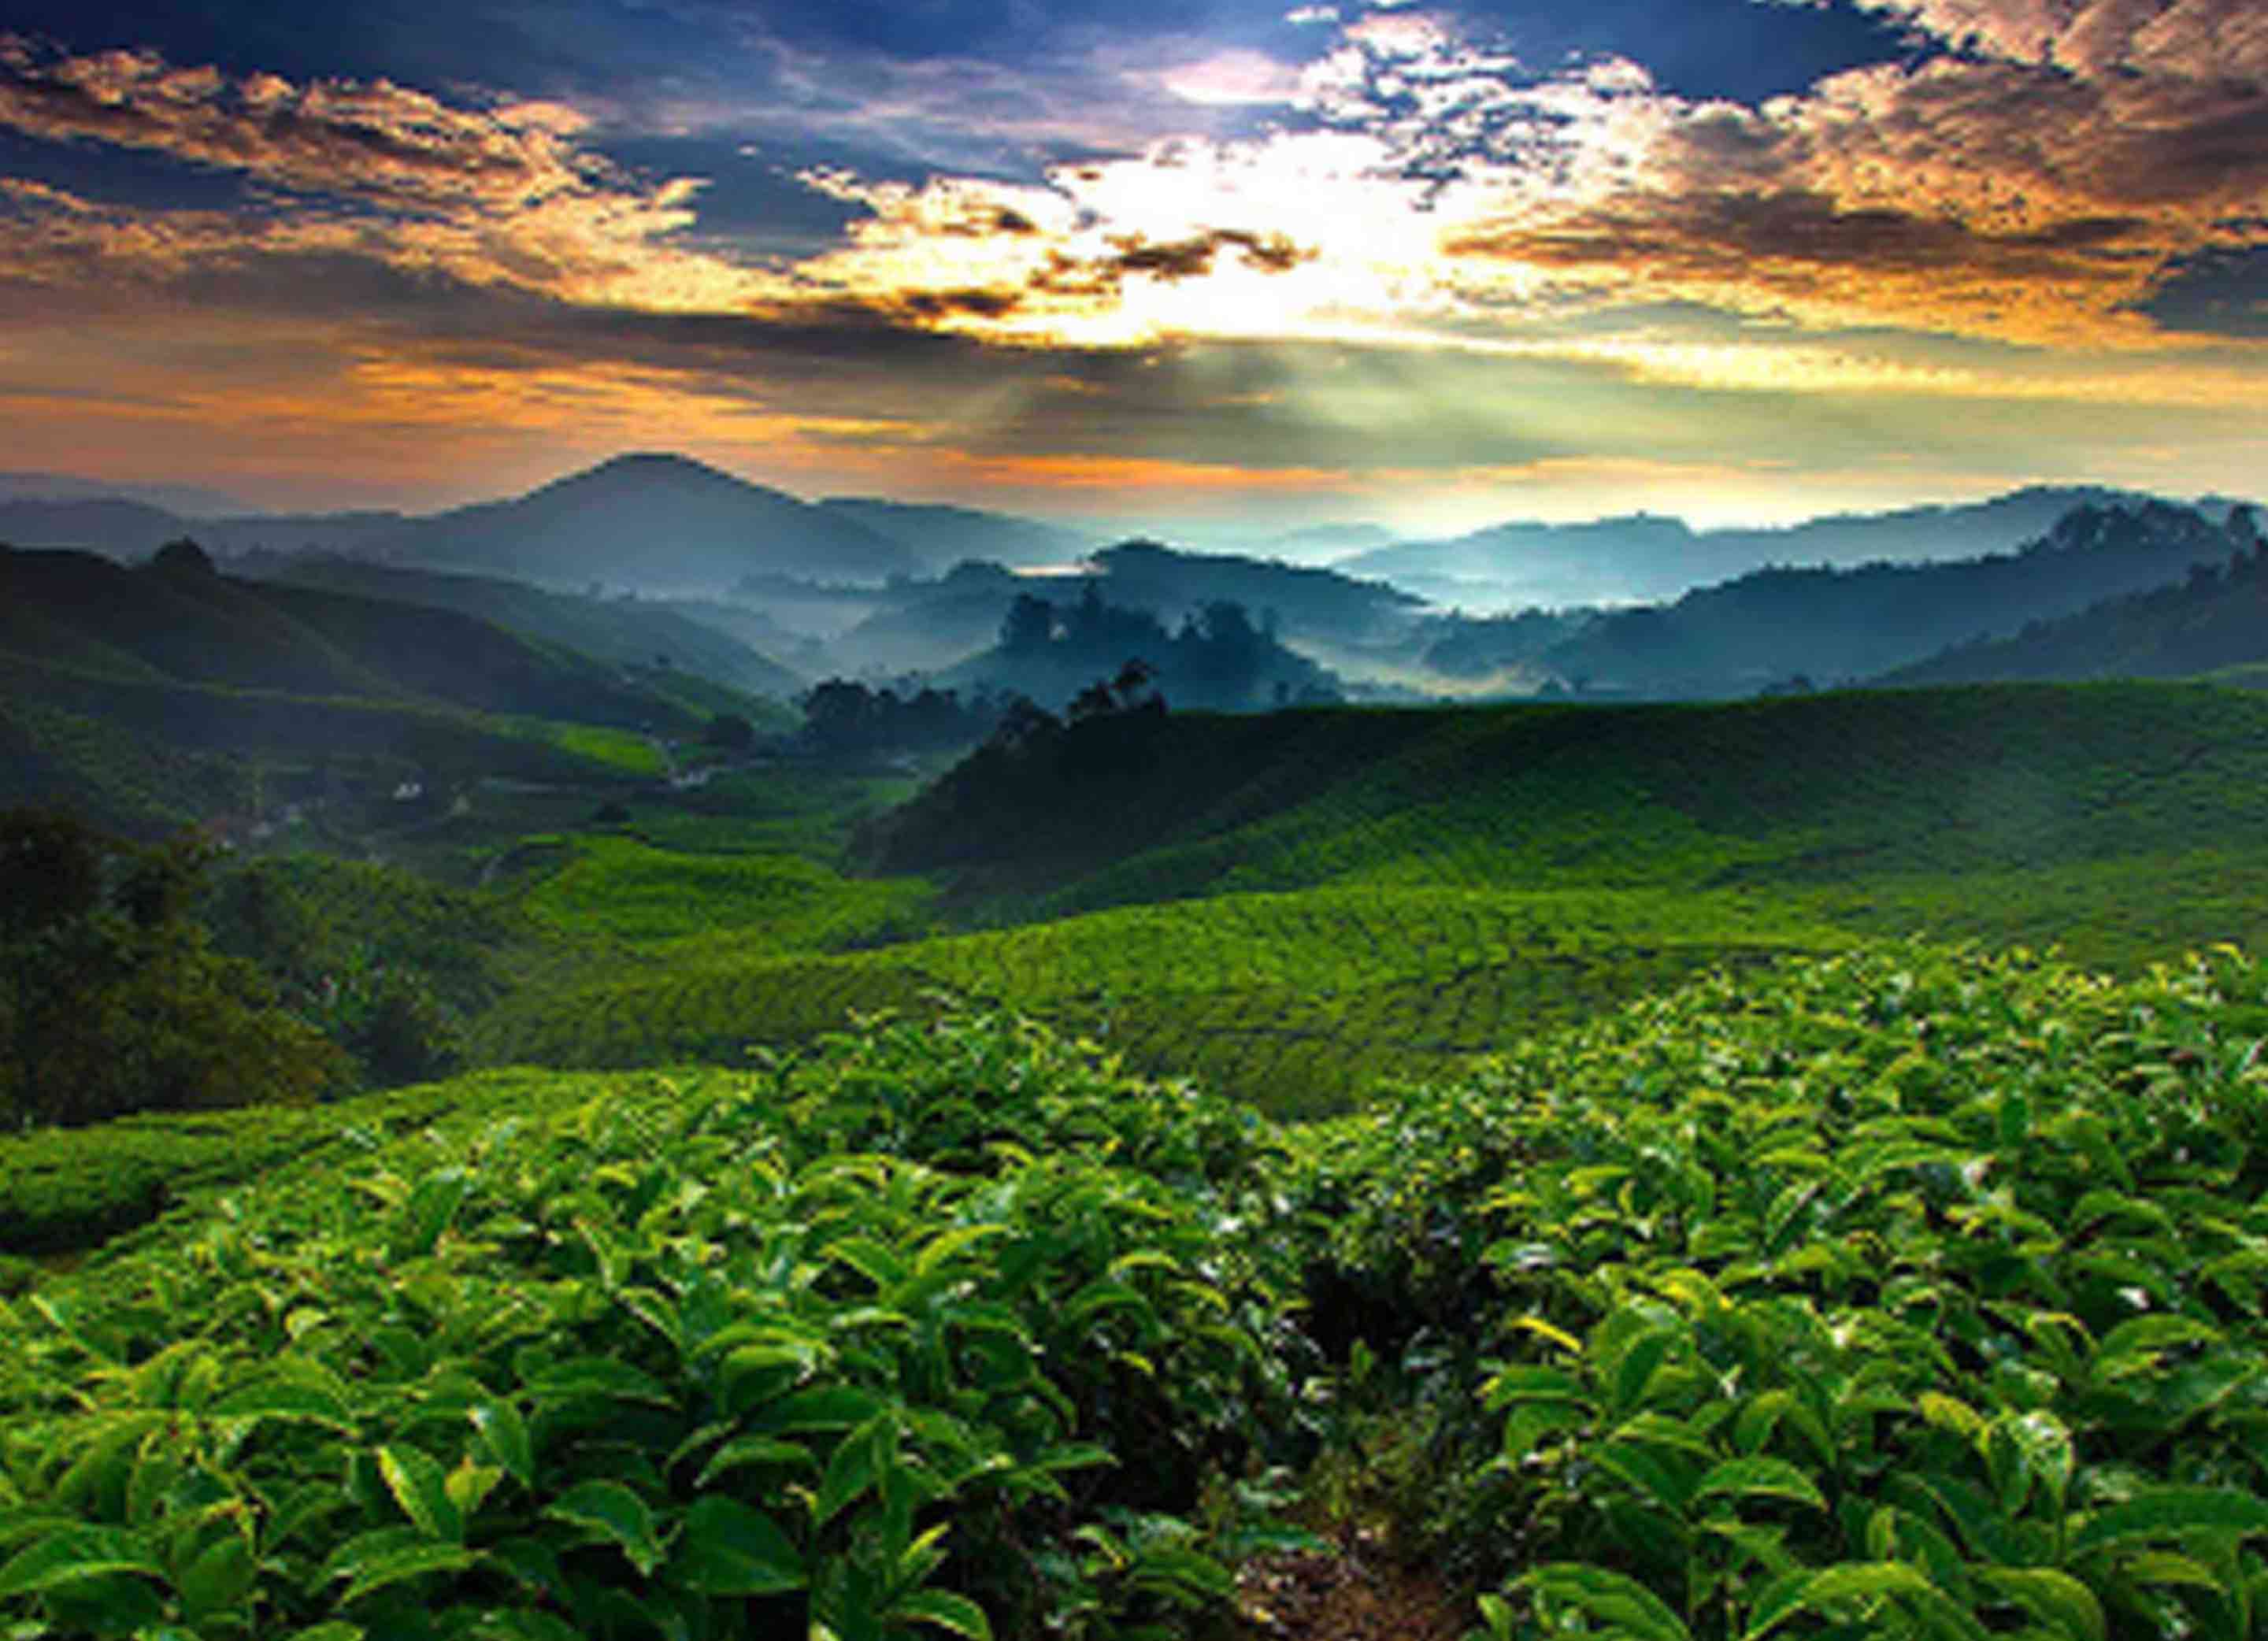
[1028,228,1313,300]
[2137,243,2268,339]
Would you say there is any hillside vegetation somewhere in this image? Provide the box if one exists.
[0,545,737,734]
[252,557,805,700]
[1534,502,2255,698]
[6,949,2268,1639]
[442,682,2268,1116]
[1885,506,2268,687]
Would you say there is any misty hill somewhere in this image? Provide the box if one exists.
[252,556,803,698]
[865,678,2268,917]
[391,454,918,589]
[1883,506,2268,687]
[0,497,195,560]
[0,494,415,560]
[1536,500,2251,698]
[821,541,1423,678]
[936,583,1341,713]
[0,543,726,732]
[817,498,1091,572]
[1345,485,2174,609]
[828,561,1034,674]
[0,471,248,514]
[1090,541,1421,643]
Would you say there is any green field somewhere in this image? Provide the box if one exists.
[458,682,2268,1115]
[12,680,2268,1636]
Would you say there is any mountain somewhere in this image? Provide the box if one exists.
[817,498,1091,572]
[391,454,918,589]
[0,497,197,559]
[1882,506,2268,687]
[253,557,804,698]
[0,543,732,732]
[936,586,1342,714]
[0,472,249,515]
[1343,486,2175,609]
[1538,500,2252,698]
[1090,540,1423,643]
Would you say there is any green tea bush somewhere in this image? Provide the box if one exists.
[1277,943,2268,1639]
[0,1015,1306,1640]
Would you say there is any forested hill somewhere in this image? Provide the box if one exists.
[0,542,720,731]
[1341,483,2167,607]
[250,556,803,698]
[1882,505,2268,687]
[1538,500,2252,698]
[864,679,2268,909]
[1088,539,1422,641]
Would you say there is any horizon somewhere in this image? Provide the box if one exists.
[8,449,2250,563]
[0,1,2261,528]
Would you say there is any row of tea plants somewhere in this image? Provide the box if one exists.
[7,941,2268,1636]
[1283,943,2268,1640]
[0,1015,1312,1640]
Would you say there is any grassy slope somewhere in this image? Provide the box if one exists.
[474,682,2268,1114]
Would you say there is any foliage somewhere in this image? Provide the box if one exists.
[1274,943,2268,1638]
[202,854,563,1089]
[473,884,1844,1117]
[518,833,936,949]
[0,809,339,1128]
[0,1015,1304,1640]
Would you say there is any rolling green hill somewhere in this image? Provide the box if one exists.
[450,680,2268,1114]
[254,556,806,699]
[867,681,2268,911]
[0,544,741,733]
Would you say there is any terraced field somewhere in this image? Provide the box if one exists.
[476,885,1851,1114]
[467,682,2268,1113]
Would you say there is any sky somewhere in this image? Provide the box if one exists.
[0,0,2262,533]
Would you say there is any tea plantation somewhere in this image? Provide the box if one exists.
[10,682,2268,1637]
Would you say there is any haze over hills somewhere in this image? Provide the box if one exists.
[250,556,806,698]
[0,472,250,515]
[1884,504,2268,689]
[1345,485,2194,609]
[1532,500,2255,699]
[817,497,1094,572]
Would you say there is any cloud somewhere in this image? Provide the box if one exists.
[0,12,2261,517]
[0,36,598,212]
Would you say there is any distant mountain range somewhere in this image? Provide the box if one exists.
[0,455,1093,591]
[1538,500,2255,698]
[0,471,250,515]
[1343,486,2224,609]
[1883,506,2268,688]
[817,498,1092,571]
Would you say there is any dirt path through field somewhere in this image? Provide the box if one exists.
[1234,1535,1473,1641]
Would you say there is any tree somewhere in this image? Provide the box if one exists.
[150,536,217,577]
[704,712,757,752]
[0,809,340,1127]
[1001,593,1056,653]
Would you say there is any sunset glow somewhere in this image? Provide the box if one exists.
[0,0,2260,524]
